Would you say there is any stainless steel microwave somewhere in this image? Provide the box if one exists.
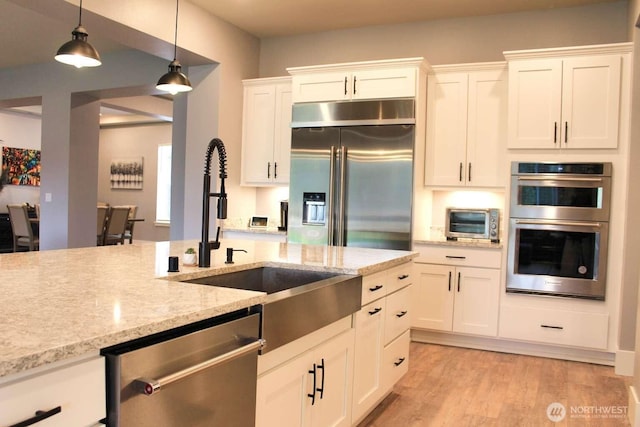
[445,208,500,242]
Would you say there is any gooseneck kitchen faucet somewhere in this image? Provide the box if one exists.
[199,138,227,267]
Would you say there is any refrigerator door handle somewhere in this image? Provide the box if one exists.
[328,146,337,245]
[337,146,347,246]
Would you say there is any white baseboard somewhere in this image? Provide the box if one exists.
[411,329,615,366]
[617,350,635,376]
[629,386,640,427]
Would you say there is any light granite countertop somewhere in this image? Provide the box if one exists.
[0,239,416,378]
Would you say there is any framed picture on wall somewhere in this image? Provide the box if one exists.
[1,146,41,186]
[110,157,143,190]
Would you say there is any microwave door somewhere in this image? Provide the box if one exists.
[510,176,611,221]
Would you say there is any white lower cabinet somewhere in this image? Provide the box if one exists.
[412,264,500,336]
[256,328,354,427]
[0,356,105,427]
[351,263,413,425]
[382,330,410,391]
[412,246,502,337]
[499,304,609,349]
[256,262,413,427]
[351,299,386,422]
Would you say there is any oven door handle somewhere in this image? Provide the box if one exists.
[517,176,603,183]
[135,338,265,396]
[515,219,602,228]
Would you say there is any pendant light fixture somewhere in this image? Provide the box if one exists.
[156,0,193,95]
[55,0,101,68]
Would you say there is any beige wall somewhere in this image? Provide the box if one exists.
[628,0,640,396]
[258,1,628,76]
[98,123,172,242]
[2,0,262,247]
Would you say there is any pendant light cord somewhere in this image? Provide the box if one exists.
[78,0,83,25]
[173,0,179,61]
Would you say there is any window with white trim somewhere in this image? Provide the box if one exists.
[156,144,172,224]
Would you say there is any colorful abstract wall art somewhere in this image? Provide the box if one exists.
[1,147,41,186]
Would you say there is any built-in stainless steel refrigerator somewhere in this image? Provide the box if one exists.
[288,99,415,250]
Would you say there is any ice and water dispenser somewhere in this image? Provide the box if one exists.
[302,192,326,225]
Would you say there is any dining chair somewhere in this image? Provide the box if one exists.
[122,205,138,244]
[97,206,109,246]
[103,206,130,245]
[7,204,39,251]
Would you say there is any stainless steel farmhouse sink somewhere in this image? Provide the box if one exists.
[181,267,362,353]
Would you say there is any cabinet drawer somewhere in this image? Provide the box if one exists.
[414,245,502,268]
[0,356,105,427]
[382,330,410,392]
[387,263,413,294]
[499,305,609,349]
[361,269,389,305]
[384,286,411,344]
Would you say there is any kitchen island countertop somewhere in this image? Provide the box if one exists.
[0,239,416,378]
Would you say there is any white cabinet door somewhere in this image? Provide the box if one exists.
[381,330,410,392]
[507,55,621,149]
[256,329,354,427]
[466,69,507,187]
[561,56,621,149]
[352,300,386,423]
[352,67,417,100]
[292,71,351,103]
[256,349,313,427]
[425,67,506,187]
[291,67,417,103]
[242,83,276,184]
[273,83,292,183]
[311,329,354,427]
[424,72,468,186]
[411,264,455,331]
[507,59,562,149]
[412,263,500,337]
[241,78,292,186]
[452,267,501,336]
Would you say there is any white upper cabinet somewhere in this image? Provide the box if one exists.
[506,45,623,150]
[424,64,507,187]
[241,77,292,186]
[287,58,427,103]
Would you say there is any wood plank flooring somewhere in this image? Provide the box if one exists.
[358,342,632,427]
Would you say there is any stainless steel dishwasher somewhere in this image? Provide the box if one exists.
[102,308,262,427]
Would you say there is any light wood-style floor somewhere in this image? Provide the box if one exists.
[359,342,632,427]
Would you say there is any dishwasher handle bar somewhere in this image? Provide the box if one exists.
[136,338,265,396]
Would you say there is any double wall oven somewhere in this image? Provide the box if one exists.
[507,162,612,300]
